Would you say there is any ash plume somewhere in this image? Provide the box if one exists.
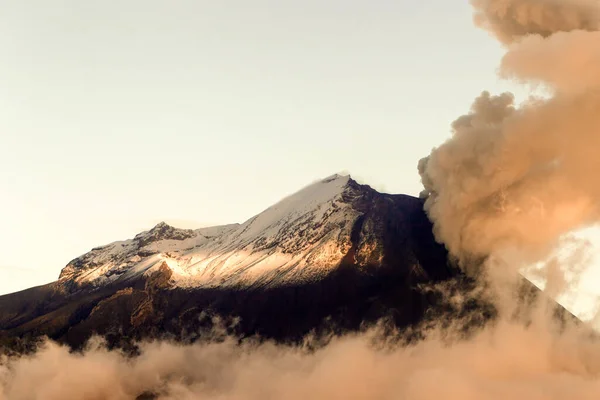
[471,0,600,44]
[420,0,600,274]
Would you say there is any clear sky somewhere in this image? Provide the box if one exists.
[3,0,584,300]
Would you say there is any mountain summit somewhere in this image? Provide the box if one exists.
[58,174,452,290]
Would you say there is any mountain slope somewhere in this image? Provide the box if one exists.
[0,175,500,352]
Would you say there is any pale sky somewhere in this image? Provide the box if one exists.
[3,0,597,320]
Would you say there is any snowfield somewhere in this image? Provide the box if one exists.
[59,175,368,289]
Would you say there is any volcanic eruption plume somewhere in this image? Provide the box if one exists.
[419,0,600,279]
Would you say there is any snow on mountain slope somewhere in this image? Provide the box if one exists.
[59,174,372,289]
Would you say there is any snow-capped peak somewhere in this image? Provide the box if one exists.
[233,174,352,242]
[59,174,372,289]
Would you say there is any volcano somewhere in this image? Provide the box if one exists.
[0,174,559,352]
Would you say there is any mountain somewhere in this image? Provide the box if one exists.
[0,174,552,353]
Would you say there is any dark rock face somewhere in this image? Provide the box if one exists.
[0,192,478,353]
[133,222,196,248]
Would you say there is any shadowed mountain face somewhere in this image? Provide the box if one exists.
[0,175,550,353]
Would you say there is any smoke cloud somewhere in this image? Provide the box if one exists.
[0,306,599,400]
[420,0,600,273]
[471,0,600,44]
[501,31,600,93]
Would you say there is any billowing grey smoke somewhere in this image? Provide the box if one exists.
[471,0,600,44]
[501,31,600,94]
[420,0,600,274]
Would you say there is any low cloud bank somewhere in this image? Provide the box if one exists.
[0,285,598,400]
